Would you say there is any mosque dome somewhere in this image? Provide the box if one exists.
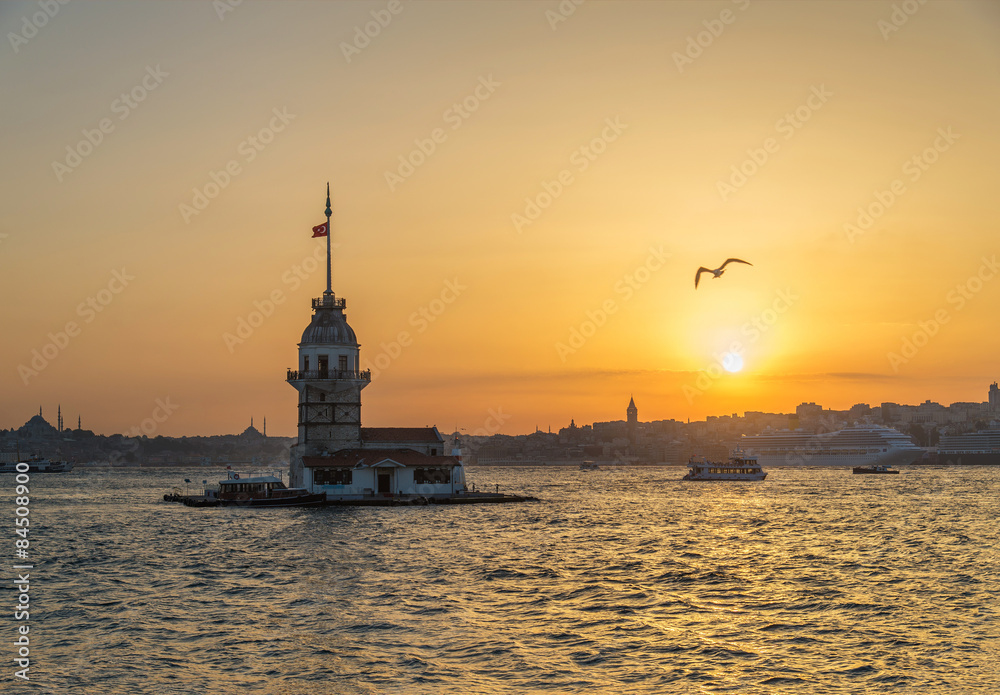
[18,413,58,438]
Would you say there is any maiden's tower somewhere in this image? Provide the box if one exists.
[285,186,473,503]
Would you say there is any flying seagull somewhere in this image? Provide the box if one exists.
[695,258,752,288]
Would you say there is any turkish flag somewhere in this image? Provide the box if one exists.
[312,222,328,237]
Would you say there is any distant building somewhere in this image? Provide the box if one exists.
[627,396,638,448]
[240,418,265,441]
[881,402,899,423]
[990,382,999,416]
[796,402,822,420]
[915,400,947,425]
[848,403,871,422]
[18,408,58,439]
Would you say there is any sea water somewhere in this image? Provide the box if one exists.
[4,465,999,694]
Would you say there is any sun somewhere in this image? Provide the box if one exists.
[722,352,744,373]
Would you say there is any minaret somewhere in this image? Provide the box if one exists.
[286,184,371,487]
[263,417,266,437]
[57,405,63,433]
[627,396,638,448]
[78,415,81,430]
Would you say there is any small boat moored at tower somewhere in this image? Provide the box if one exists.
[683,450,766,481]
[214,472,327,507]
[165,470,327,507]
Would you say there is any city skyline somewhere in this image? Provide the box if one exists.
[3,2,999,437]
[7,380,998,439]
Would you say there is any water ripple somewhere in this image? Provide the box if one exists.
[7,466,1000,693]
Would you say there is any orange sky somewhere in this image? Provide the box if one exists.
[2,1,999,437]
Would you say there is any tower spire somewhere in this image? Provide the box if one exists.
[324,182,333,296]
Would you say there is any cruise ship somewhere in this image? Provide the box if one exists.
[936,429,1000,465]
[739,426,923,467]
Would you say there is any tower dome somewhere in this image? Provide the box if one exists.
[299,295,357,346]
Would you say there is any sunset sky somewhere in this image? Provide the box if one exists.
[2,1,999,437]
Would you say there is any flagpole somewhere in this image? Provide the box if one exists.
[324,182,332,296]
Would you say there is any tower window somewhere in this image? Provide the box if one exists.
[303,356,310,372]
[318,355,329,376]
[339,355,348,371]
[314,468,352,485]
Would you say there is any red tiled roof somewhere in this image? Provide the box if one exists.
[360,427,443,443]
[303,448,459,468]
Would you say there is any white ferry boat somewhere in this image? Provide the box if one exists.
[0,457,74,473]
[740,425,923,467]
[683,451,766,481]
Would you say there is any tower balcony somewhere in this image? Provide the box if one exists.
[287,368,371,383]
[313,295,346,310]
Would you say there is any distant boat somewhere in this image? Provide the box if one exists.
[579,461,600,471]
[0,456,74,473]
[852,465,899,475]
[683,450,766,481]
